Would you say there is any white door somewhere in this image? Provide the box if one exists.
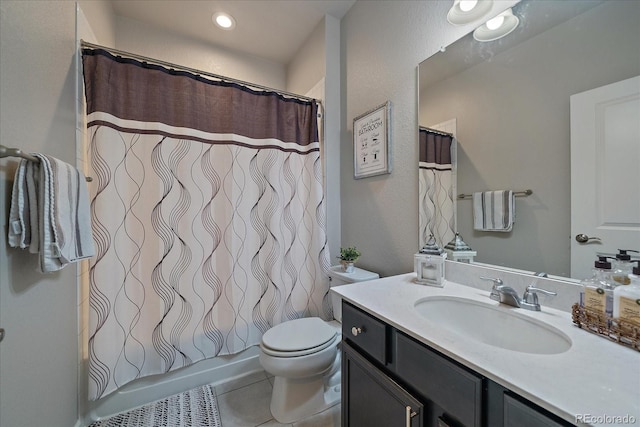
[570,75,640,278]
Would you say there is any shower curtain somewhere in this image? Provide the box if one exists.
[418,128,455,248]
[82,49,331,400]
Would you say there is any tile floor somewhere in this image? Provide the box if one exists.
[214,370,341,427]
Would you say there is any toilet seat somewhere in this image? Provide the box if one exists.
[261,317,337,357]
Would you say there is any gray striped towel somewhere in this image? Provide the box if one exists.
[472,190,515,232]
[8,154,95,272]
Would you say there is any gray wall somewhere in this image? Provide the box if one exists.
[419,1,640,277]
[0,2,80,426]
[287,17,326,96]
[340,0,517,277]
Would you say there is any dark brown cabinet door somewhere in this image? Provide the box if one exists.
[342,341,423,427]
[504,394,573,427]
[394,331,483,427]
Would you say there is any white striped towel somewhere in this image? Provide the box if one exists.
[7,160,41,252]
[8,160,31,248]
[26,161,41,254]
[473,190,515,232]
[8,154,95,272]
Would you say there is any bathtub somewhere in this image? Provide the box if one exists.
[82,345,262,424]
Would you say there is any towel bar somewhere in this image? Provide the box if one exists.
[457,189,532,199]
[0,144,93,182]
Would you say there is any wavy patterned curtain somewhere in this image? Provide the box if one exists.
[82,49,331,400]
[418,128,455,248]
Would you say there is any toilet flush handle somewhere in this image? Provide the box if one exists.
[351,326,364,336]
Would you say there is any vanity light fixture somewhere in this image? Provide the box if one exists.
[447,0,494,26]
[212,12,236,30]
[473,8,520,42]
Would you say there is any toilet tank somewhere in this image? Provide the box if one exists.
[328,265,379,322]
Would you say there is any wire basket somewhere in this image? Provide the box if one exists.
[571,303,640,352]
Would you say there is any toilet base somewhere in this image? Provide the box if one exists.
[270,371,341,424]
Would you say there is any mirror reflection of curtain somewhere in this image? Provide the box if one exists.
[418,128,455,248]
[82,48,330,400]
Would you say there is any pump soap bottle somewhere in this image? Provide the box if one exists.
[613,260,640,326]
[611,249,639,285]
[580,256,616,317]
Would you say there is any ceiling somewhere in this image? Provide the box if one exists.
[110,0,356,64]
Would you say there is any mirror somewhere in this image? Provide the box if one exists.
[418,0,640,278]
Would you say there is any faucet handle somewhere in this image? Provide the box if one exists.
[525,285,557,297]
[522,285,557,310]
[481,277,504,301]
[480,277,504,286]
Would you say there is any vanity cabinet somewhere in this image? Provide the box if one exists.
[341,301,574,427]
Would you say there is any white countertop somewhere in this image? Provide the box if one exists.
[332,273,640,427]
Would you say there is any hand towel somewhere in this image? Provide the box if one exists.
[7,153,95,272]
[36,154,60,272]
[35,154,95,272]
[473,190,515,232]
[49,155,95,265]
[8,160,31,248]
[26,161,41,254]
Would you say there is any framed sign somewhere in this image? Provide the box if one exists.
[353,101,392,179]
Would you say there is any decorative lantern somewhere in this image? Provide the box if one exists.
[444,233,477,264]
[414,235,446,287]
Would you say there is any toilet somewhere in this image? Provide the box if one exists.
[259,265,379,423]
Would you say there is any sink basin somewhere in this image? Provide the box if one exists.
[414,296,572,354]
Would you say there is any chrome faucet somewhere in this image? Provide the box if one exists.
[480,277,557,311]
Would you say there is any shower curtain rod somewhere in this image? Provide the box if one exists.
[80,40,322,105]
[420,126,454,138]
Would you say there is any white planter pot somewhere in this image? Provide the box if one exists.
[340,261,355,273]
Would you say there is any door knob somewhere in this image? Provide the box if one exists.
[575,234,601,243]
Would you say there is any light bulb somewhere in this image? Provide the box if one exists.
[212,12,236,30]
[473,8,519,42]
[485,15,505,30]
[459,0,478,12]
[216,15,233,28]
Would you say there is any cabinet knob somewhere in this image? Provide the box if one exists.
[351,326,363,336]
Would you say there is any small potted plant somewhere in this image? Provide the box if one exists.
[338,246,361,273]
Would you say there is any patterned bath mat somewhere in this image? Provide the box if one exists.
[88,384,222,427]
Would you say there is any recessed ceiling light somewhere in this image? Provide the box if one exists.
[212,12,236,30]
[485,14,505,30]
[447,0,494,26]
[459,0,478,12]
[473,8,520,42]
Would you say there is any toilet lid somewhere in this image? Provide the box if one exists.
[261,317,337,352]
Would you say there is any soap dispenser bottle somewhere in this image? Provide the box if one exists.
[580,256,616,317]
[613,260,640,326]
[611,249,639,285]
